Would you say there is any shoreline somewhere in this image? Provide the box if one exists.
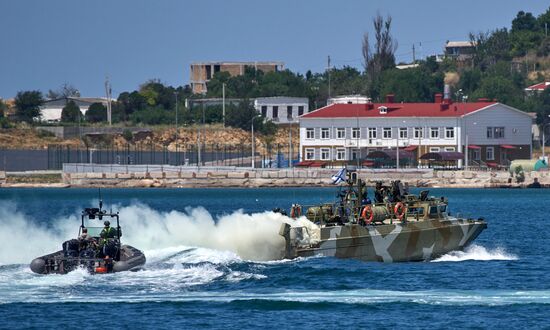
[1,168,548,189]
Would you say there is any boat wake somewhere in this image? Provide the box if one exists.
[0,201,317,265]
[431,244,518,262]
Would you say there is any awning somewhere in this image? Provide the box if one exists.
[420,152,464,161]
[366,149,415,160]
[362,160,375,167]
[403,145,417,151]
[500,145,516,149]
[295,161,313,167]
[468,145,481,149]
[310,161,327,168]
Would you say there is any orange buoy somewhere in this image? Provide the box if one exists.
[361,205,374,224]
[394,202,406,220]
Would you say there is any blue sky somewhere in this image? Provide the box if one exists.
[1,0,548,99]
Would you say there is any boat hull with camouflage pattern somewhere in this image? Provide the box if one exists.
[280,218,487,262]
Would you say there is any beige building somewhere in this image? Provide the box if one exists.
[190,61,284,94]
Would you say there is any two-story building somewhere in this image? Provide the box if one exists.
[298,94,532,168]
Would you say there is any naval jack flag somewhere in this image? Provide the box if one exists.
[331,168,346,184]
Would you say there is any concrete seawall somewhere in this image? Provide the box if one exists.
[58,165,550,188]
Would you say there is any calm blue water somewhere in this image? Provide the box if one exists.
[0,187,549,329]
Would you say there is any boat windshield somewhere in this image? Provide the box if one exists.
[84,227,105,237]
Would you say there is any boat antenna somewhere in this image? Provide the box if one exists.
[98,188,103,211]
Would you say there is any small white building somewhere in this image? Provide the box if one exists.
[254,97,308,124]
[327,95,371,105]
[40,97,111,122]
[299,94,532,167]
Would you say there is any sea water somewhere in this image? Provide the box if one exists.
[0,188,548,329]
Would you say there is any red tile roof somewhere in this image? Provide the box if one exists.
[525,82,550,91]
[300,102,497,118]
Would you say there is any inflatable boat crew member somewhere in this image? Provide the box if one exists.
[100,221,117,239]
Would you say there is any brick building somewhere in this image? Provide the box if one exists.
[190,61,284,94]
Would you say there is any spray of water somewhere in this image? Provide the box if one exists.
[0,201,318,265]
[432,244,518,262]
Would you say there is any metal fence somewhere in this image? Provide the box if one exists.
[44,143,299,170]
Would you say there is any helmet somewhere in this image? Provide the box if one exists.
[104,220,110,226]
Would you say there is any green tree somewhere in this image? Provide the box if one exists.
[362,13,398,99]
[0,99,6,117]
[14,90,44,122]
[379,67,443,102]
[61,100,81,122]
[85,102,107,122]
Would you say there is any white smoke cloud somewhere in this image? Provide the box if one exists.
[0,201,318,265]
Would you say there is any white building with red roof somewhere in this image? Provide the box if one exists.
[298,94,532,168]
[525,82,550,94]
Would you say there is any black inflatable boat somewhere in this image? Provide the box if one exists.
[30,200,146,274]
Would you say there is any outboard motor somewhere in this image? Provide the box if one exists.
[62,239,80,257]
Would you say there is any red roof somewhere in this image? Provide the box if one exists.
[300,102,497,118]
[525,82,550,91]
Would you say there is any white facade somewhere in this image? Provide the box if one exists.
[327,95,371,105]
[40,97,111,122]
[299,103,532,164]
[254,97,308,124]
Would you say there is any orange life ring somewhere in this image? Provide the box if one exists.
[394,202,406,220]
[361,205,374,224]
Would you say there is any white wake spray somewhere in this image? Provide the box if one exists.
[432,244,518,262]
[0,201,318,265]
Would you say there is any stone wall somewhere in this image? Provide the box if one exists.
[61,167,550,188]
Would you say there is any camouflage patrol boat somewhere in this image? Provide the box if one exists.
[279,168,487,262]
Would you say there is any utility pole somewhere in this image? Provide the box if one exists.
[412,44,416,63]
[327,55,331,100]
[251,116,255,168]
[104,76,112,126]
[175,92,178,157]
[288,123,292,168]
[222,83,226,128]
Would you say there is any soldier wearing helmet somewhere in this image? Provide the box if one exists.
[100,220,117,239]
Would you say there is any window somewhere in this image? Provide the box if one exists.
[336,128,345,139]
[272,106,278,118]
[487,127,505,139]
[399,127,408,139]
[383,127,392,139]
[320,148,330,160]
[486,147,494,160]
[445,127,454,139]
[378,106,387,114]
[261,106,267,117]
[429,147,440,152]
[321,128,330,139]
[351,149,360,160]
[306,128,314,139]
[368,127,377,139]
[472,149,481,160]
[494,127,505,138]
[352,127,360,139]
[430,127,439,139]
[336,148,346,160]
[305,148,315,160]
[414,127,423,139]
[298,106,304,116]
[287,106,293,118]
[444,147,455,152]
